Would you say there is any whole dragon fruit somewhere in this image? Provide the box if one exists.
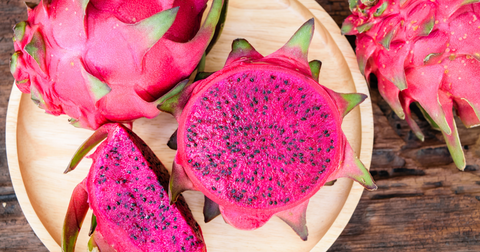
[159,19,377,241]
[342,0,480,170]
[62,123,205,251]
[10,0,225,130]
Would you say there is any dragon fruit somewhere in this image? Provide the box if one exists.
[62,123,205,251]
[158,19,377,241]
[341,0,480,170]
[10,0,226,130]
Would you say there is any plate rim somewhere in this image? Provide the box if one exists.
[5,0,373,251]
[297,0,374,251]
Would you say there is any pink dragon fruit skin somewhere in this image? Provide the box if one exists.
[10,0,225,130]
[159,20,377,241]
[342,0,480,170]
[62,123,206,252]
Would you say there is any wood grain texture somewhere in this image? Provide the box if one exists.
[1,1,480,252]
[4,0,372,251]
[0,0,49,251]
[329,79,480,251]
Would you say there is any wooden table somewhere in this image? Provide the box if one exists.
[1,0,479,251]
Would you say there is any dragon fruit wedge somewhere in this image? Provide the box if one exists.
[158,19,377,241]
[62,123,205,252]
[10,0,226,130]
[342,0,480,170]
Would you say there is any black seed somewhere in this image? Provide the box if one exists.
[212,186,217,191]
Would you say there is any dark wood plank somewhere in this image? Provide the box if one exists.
[0,0,49,251]
[329,84,480,251]
[1,0,479,251]
[315,4,480,251]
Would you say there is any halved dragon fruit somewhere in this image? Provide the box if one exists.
[159,19,377,240]
[62,123,205,251]
[10,0,226,130]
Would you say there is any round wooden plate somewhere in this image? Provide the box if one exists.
[6,0,372,251]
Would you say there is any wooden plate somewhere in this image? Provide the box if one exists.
[6,0,372,251]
